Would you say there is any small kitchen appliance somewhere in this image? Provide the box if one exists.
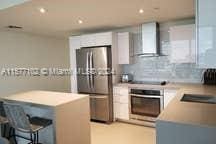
[121,74,133,83]
[203,69,216,85]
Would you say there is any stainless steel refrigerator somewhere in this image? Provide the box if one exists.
[76,46,113,123]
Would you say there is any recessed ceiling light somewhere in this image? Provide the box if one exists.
[38,7,46,14]
[139,9,144,14]
[78,20,83,24]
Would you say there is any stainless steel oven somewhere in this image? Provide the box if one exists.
[129,89,164,122]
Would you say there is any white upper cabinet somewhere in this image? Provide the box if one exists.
[69,36,81,50]
[169,24,196,63]
[80,34,96,47]
[94,32,112,46]
[197,0,216,68]
[80,32,112,47]
[69,36,81,93]
[117,32,133,64]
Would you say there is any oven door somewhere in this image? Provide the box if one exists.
[129,94,163,121]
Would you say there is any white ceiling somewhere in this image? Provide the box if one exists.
[0,0,195,37]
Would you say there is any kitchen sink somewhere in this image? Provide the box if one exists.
[181,94,216,104]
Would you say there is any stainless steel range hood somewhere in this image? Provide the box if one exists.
[134,22,160,57]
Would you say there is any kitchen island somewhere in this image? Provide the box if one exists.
[3,91,90,144]
[156,85,216,144]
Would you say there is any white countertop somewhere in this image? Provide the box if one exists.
[3,90,89,107]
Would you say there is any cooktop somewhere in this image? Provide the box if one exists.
[131,81,167,86]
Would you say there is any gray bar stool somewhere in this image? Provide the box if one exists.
[0,101,8,137]
[3,102,52,144]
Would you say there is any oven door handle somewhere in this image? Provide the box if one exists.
[130,94,163,99]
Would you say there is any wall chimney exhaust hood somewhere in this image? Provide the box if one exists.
[134,22,160,57]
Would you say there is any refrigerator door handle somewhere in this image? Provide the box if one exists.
[86,52,90,90]
[90,52,94,91]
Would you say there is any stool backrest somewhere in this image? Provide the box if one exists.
[0,101,6,117]
[3,102,32,133]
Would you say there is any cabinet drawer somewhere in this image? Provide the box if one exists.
[113,87,129,96]
[113,94,129,104]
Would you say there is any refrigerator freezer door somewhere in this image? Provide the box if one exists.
[76,48,91,93]
[90,95,109,121]
[90,97,96,120]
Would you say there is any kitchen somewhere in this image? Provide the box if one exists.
[0,0,216,144]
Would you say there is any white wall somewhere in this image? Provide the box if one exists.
[0,30,70,97]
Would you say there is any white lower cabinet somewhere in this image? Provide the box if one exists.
[113,86,178,121]
[119,103,129,120]
[164,89,178,108]
[114,103,129,120]
[113,86,129,120]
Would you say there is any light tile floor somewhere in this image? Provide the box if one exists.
[91,122,156,144]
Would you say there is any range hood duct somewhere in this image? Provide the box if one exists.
[134,22,160,57]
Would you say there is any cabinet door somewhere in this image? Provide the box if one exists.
[164,89,177,108]
[80,34,96,47]
[94,32,112,46]
[80,32,112,47]
[118,32,130,64]
[119,88,129,104]
[119,103,129,120]
[170,24,196,63]
[113,86,129,120]
[114,102,129,120]
[114,102,120,120]
[69,36,81,93]
[197,0,216,68]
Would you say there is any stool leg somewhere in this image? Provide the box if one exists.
[3,124,7,137]
[8,128,17,144]
[36,131,39,143]
[8,127,12,139]
[33,133,37,144]
[8,127,14,141]
[12,129,17,144]
[30,133,33,144]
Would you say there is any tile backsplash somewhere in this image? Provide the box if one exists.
[119,18,204,83]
